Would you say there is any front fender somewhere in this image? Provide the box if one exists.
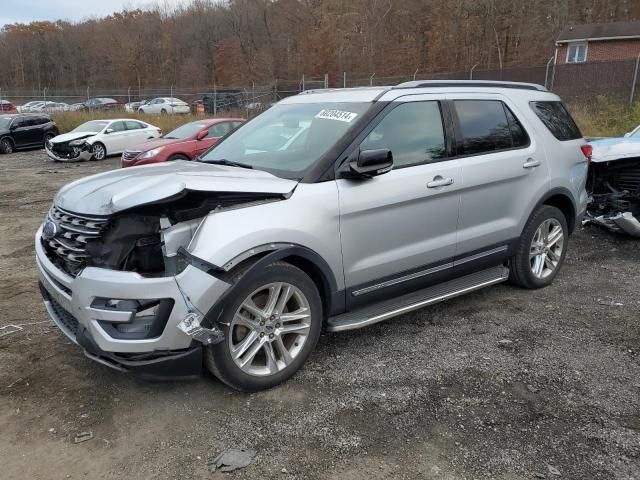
[187,182,344,291]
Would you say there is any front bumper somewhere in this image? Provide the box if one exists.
[35,226,231,376]
[45,144,93,162]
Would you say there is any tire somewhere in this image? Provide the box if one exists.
[0,137,14,154]
[160,109,167,115]
[91,142,107,161]
[168,154,189,161]
[204,261,322,392]
[139,109,145,114]
[509,205,568,289]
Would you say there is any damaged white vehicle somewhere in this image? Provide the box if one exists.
[585,137,640,237]
[45,119,161,162]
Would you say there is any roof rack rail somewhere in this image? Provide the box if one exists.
[394,80,547,92]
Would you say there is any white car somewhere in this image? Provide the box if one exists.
[45,119,161,162]
[17,101,45,112]
[138,97,190,115]
[35,102,69,112]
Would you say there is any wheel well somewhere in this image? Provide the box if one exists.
[543,194,576,233]
[281,255,331,316]
[1,136,15,147]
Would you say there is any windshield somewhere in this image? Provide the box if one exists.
[165,122,206,139]
[0,117,12,129]
[200,102,371,177]
[73,121,108,133]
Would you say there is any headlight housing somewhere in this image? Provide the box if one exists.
[140,147,164,159]
[69,139,88,147]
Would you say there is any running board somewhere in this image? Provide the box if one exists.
[327,266,510,332]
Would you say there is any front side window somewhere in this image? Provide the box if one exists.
[207,122,231,138]
[360,101,446,168]
[453,100,513,155]
[200,102,372,178]
[566,42,587,63]
[110,121,126,132]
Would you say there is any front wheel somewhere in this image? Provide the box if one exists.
[204,261,322,391]
[91,142,106,161]
[0,138,14,154]
[509,205,568,289]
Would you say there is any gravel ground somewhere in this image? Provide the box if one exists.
[1,149,639,480]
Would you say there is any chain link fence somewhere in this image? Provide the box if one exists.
[2,59,639,116]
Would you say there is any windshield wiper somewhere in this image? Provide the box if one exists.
[205,159,253,169]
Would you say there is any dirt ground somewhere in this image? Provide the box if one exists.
[1,149,639,480]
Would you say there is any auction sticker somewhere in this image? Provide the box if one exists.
[315,109,358,123]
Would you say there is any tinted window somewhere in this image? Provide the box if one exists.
[110,121,126,132]
[504,107,529,148]
[207,122,232,138]
[35,116,49,125]
[454,100,512,155]
[125,121,144,130]
[13,118,27,128]
[360,101,446,168]
[530,101,582,141]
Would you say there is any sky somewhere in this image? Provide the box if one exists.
[0,0,188,28]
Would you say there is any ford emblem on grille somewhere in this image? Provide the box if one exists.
[42,220,58,240]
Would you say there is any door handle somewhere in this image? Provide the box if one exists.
[427,176,454,188]
[523,158,541,169]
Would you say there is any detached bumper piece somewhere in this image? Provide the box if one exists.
[39,283,203,380]
[583,211,640,238]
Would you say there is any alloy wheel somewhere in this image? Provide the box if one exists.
[529,218,564,279]
[228,282,311,377]
[92,144,105,160]
[2,139,13,154]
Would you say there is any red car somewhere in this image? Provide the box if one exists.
[122,117,244,167]
[0,101,18,113]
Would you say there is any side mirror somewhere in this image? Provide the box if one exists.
[196,130,208,140]
[340,149,393,179]
[105,128,114,134]
[624,132,631,138]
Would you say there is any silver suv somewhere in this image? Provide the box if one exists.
[36,81,590,391]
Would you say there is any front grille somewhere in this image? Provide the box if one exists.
[43,205,109,276]
[122,150,141,161]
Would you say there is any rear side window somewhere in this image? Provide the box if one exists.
[529,101,582,141]
[453,100,514,155]
[125,121,145,130]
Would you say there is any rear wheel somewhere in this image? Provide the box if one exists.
[0,138,13,154]
[160,109,168,115]
[509,205,568,289]
[91,142,106,161]
[204,261,322,391]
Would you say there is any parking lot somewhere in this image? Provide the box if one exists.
[0,149,639,479]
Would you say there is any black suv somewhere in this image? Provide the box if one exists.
[0,114,59,154]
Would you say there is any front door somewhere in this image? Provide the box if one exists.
[337,99,461,308]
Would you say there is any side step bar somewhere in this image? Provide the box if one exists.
[327,266,510,332]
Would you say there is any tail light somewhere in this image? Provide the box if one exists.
[580,145,593,163]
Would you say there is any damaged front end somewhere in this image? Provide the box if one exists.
[45,135,94,162]
[584,140,640,238]
[36,161,298,377]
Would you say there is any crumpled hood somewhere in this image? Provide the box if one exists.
[590,137,640,163]
[51,131,99,143]
[54,160,298,215]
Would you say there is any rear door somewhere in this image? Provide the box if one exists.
[125,120,151,144]
[337,97,462,307]
[446,94,549,269]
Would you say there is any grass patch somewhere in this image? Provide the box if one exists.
[50,109,247,134]
[568,97,640,138]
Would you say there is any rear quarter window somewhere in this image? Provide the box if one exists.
[529,101,582,141]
